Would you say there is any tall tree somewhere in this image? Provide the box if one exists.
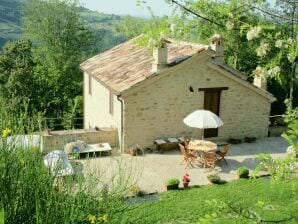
[23,0,94,116]
[143,0,297,113]
[0,39,35,113]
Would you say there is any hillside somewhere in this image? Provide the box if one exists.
[0,0,22,47]
[0,0,127,51]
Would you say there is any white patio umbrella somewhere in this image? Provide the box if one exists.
[183,110,223,140]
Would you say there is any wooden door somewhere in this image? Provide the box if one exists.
[204,90,221,138]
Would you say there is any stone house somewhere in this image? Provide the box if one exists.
[80,35,275,152]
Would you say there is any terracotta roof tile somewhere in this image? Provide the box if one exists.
[80,36,206,93]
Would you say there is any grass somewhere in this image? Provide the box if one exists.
[0,142,136,223]
[111,178,298,224]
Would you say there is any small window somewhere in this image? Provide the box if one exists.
[89,75,92,95]
[189,86,194,92]
[109,90,114,115]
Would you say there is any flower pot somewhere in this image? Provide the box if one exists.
[244,137,256,143]
[238,173,249,179]
[183,182,189,188]
[207,178,220,184]
[227,138,242,144]
[129,148,137,156]
[166,184,179,191]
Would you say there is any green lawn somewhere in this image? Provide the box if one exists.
[110,178,298,224]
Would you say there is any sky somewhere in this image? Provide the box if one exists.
[80,0,173,17]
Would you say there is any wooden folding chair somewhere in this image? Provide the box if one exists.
[179,143,197,168]
[202,152,218,169]
[215,144,231,164]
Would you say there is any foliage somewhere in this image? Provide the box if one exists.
[282,106,298,156]
[62,96,83,130]
[237,166,250,175]
[0,0,127,51]
[207,174,220,182]
[0,0,133,128]
[110,178,298,223]
[145,0,298,113]
[129,184,141,197]
[282,116,298,154]
[165,178,180,186]
[284,106,298,124]
[114,16,149,39]
[0,209,3,224]
[253,153,295,180]
[197,199,264,224]
[0,0,22,47]
[0,138,137,223]
[0,96,43,134]
[88,214,108,224]
[23,0,93,117]
[0,39,36,114]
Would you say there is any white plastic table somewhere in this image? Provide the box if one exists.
[80,143,112,156]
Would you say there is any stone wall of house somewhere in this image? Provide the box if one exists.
[83,72,122,143]
[122,54,272,151]
[41,128,118,153]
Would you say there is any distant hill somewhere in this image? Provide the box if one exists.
[0,0,22,47]
[0,0,127,52]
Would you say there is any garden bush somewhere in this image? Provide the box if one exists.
[0,131,137,223]
[165,178,180,186]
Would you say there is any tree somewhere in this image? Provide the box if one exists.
[115,16,149,39]
[23,0,94,117]
[0,39,35,113]
[134,0,296,113]
[243,0,298,110]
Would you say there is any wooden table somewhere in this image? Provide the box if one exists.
[188,140,217,152]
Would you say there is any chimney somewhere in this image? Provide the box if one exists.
[152,38,171,72]
[253,76,267,90]
[152,45,168,72]
[210,34,224,63]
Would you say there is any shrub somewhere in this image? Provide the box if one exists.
[282,119,298,157]
[207,174,220,182]
[166,178,180,186]
[237,167,249,175]
[253,153,295,180]
[0,134,137,223]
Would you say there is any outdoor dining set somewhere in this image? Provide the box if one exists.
[179,109,231,169]
[179,139,231,169]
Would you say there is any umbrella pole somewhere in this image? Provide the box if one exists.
[202,129,204,141]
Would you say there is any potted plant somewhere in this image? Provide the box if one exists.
[227,138,242,144]
[244,137,256,143]
[165,178,180,190]
[128,145,137,156]
[207,174,221,184]
[182,173,191,188]
[237,166,250,179]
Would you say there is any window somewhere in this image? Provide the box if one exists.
[109,90,114,115]
[89,75,92,95]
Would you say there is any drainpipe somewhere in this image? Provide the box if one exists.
[117,95,124,152]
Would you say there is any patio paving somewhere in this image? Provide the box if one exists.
[78,137,289,193]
